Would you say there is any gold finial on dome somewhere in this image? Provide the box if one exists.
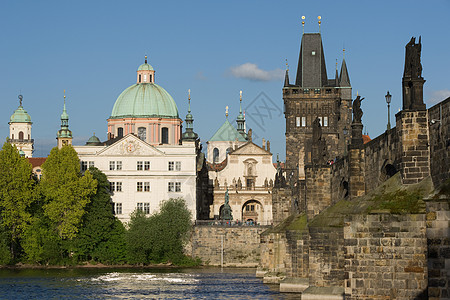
[226,106,229,118]
[145,55,147,64]
[301,16,305,34]
[318,16,321,33]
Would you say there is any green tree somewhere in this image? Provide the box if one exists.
[71,167,126,264]
[0,141,35,260]
[40,146,97,240]
[126,198,194,265]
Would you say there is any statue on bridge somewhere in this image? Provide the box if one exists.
[404,36,422,79]
[352,95,365,124]
[220,188,233,220]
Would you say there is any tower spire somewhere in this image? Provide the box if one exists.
[339,50,351,87]
[284,59,290,87]
[57,90,73,148]
[237,91,246,136]
[182,89,198,142]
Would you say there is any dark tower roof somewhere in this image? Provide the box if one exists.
[295,33,328,87]
[284,68,290,87]
[339,58,350,87]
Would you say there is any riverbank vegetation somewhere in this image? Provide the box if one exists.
[0,141,199,267]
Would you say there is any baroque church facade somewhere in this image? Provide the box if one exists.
[206,93,276,224]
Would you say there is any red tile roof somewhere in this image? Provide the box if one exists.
[28,157,46,168]
[363,134,371,144]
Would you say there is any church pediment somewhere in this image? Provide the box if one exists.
[230,142,271,156]
[97,134,164,156]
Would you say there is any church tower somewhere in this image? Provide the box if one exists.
[57,91,73,148]
[236,91,246,137]
[9,94,33,157]
[283,28,352,179]
[182,89,199,142]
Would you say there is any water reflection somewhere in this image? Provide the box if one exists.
[0,268,299,299]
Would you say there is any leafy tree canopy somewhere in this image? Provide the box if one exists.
[40,146,97,240]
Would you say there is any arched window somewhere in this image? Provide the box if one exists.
[150,75,153,82]
[19,131,24,140]
[117,127,123,138]
[11,134,14,140]
[161,127,169,144]
[139,75,141,82]
[213,148,219,163]
[138,127,146,141]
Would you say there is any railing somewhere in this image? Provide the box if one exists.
[9,139,34,143]
[214,186,272,191]
[194,220,272,227]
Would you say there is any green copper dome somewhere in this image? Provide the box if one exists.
[10,106,32,123]
[138,63,154,71]
[86,134,102,146]
[110,83,179,119]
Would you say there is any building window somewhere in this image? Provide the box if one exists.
[110,182,122,192]
[318,117,322,126]
[137,161,143,170]
[303,89,309,94]
[143,74,147,82]
[296,116,301,127]
[175,182,181,192]
[116,182,122,192]
[144,182,150,192]
[137,182,143,192]
[138,127,146,141]
[19,131,24,140]
[213,148,219,163]
[323,116,328,127]
[169,161,181,171]
[81,161,88,171]
[144,161,150,170]
[116,161,122,170]
[302,117,306,127]
[113,202,122,215]
[161,127,169,144]
[246,204,255,211]
[109,161,115,170]
[89,161,95,168]
[139,75,141,82]
[117,127,123,138]
[110,182,115,192]
[150,75,152,82]
[314,89,321,94]
[137,202,150,214]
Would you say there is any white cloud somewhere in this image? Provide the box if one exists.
[427,89,450,106]
[229,63,284,81]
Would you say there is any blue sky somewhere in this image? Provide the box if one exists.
[1,0,449,160]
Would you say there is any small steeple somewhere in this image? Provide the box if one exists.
[335,59,339,86]
[57,90,73,148]
[284,59,290,87]
[339,49,351,87]
[181,89,198,142]
[236,91,246,136]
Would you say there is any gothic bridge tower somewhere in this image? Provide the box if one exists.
[283,28,352,180]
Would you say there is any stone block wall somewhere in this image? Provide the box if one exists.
[428,97,450,187]
[331,156,349,203]
[349,147,365,199]
[308,226,345,287]
[272,188,292,226]
[305,165,332,220]
[344,213,427,299]
[259,232,289,274]
[426,197,450,300]
[364,128,400,192]
[396,110,430,185]
[189,226,266,267]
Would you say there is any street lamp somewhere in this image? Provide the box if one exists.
[385,91,392,130]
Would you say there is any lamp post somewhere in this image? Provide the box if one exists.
[385,91,392,130]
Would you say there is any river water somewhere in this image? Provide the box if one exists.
[0,267,297,299]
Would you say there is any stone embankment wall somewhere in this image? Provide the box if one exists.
[344,213,428,299]
[426,197,450,300]
[188,225,267,267]
[428,97,450,187]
